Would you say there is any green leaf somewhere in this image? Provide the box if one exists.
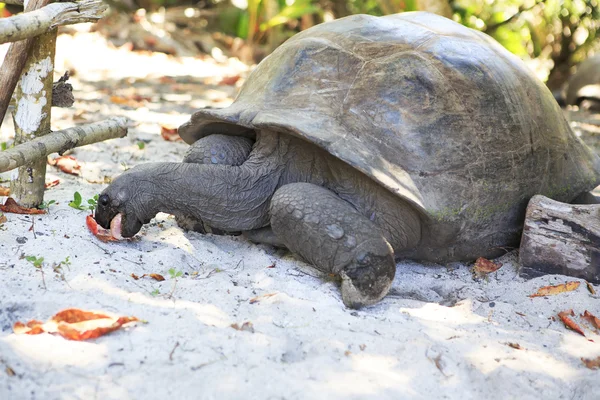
[69,192,83,209]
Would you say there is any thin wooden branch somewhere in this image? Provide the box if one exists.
[0,0,50,126]
[0,117,129,173]
[0,0,108,44]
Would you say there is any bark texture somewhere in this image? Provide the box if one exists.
[51,71,74,108]
[0,0,50,126]
[519,195,600,284]
[0,0,107,44]
[10,28,57,208]
[0,117,129,173]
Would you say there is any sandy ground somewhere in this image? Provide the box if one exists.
[1,27,599,400]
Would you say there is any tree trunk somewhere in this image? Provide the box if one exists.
[416,0,452,18]
[10,28,57,208]
[0,0,50,127]
[519,195,600,284]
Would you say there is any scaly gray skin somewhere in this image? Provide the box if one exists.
[95,131,421,308]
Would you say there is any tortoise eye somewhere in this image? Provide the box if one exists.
[99,194,109,207]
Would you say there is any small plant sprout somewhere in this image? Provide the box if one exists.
[150,288,160,296]
[137,141,145,150]
[167,268,184,298]
[168,268,183,279]
[69,192,99,211]
[25,255,46,289]
[52,256,71,285]
[0,142,7,151]
[39,199,56,210]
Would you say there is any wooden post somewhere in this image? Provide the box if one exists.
[0,0,50,127]
[10,21,57,208]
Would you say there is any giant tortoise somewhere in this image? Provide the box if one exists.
[95,12,600,308]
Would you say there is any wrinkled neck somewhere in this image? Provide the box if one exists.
[155,133,284,230]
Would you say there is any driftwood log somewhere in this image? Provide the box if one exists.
[519,195,600,283]
[0,0,107,44]
[0,117,129,173]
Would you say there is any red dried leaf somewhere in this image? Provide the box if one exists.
[159,76,176,84]
[110,95,149,108]
[473,257,502,274]
[0,186,10,196]
[587,282,596,295]
[47,156,81,176]
[131,273,140,280]
[582,356,600,369]
[529,281,580,298]
[582,310,600,330]
[219,75,241,86]
[44,180,60,189]
[149,273,165,282]
[86,215,118,242]
[160,125,182,142]
[558,309,586,337]
[0,198,46,215]
[52,309,111,323]
[13,309,138,341]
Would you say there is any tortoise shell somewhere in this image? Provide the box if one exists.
[179,12,600,260]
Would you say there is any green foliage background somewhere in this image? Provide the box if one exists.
[3,0,597,85]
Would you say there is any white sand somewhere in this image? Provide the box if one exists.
[1,31,599,400]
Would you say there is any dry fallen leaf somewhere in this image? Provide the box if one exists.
[160,125,182,142]
[587,282,596,295]
[581,310,600,330]
[249,292,278,304]
[110,94,149,108]
[0,214,6,224]
[219,75,241,86]
[0,186,10,196]
[131,273,140,280]
[44,179,60,189]
[558,309,586,337]
[47,155,81,176]
[529,281,580,298]
[0,198,46,215]
[506,342,522,350]
[86,215,118,242]
[5,366,15,377]
[13,308,138,341]
[230,321,254,333]
[582,356,600,369]
[149,273,165,282]
[473,257,502,274]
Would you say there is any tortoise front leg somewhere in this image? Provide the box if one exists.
[270,183,396,308]
[177,134,254,234]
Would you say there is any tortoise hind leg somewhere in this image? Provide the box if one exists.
[270,183,396,308]
[177,134,254,234]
